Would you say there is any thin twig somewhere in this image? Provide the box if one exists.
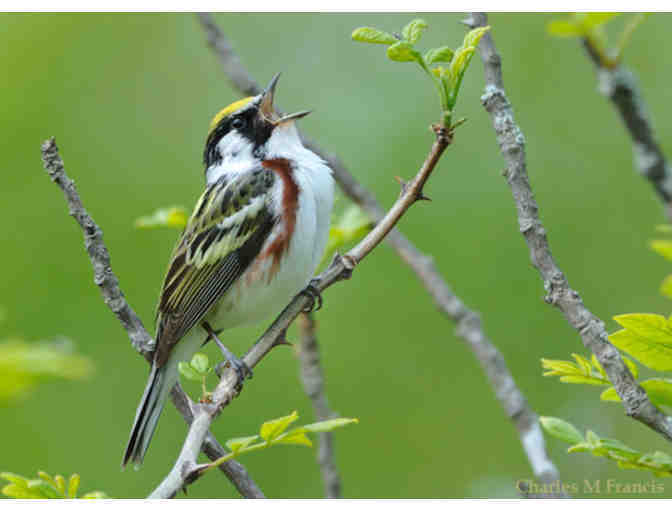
[40,137,265,499]
[581,36,672,217]
[297,312,340,498]
[149,124,452,498]
[466,12,672,442]
[195,12,564,493]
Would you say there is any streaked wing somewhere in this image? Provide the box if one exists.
[154,166,277,367]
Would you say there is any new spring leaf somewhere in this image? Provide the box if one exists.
[401,18,428,44]
[351,27,397,45]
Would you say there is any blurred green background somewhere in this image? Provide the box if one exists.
[2,12,672,499]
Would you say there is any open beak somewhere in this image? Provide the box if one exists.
[259,73,311,125]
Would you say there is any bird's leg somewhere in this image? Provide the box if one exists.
[202,322,253,382]
[299,277,323,312]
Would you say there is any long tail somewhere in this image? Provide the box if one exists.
[122,362,176,468]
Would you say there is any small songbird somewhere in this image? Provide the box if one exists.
[122,74,334,467]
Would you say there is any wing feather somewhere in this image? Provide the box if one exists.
[154,166,277,367]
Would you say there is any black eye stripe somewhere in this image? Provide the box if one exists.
[203,105,274,169]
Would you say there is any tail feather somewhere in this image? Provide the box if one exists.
[122,363,173,468]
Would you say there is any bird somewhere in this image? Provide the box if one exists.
[122,73,334,468]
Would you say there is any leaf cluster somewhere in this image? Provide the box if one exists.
[206,410,358,473]
[540,417,672,477]
[1,472,106,499]
[178,352,214,401]
[543,311,672,411]
[351,19,490,127]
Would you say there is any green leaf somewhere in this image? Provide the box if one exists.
[639,451,672,469]
[601,438,640,457]
[81,491,107,499]
[463,25,490,48]
[275,428,313,447]
[37,471,53,484]
[567,442,591,453]
[2,484,36,498]
[67,474,80,498]
[401,18,428,44]
[1,471,104,499]
[610,313,672,371]
[54,474,66,496]
[1,473,28,487]
[602,378,672,408]
[190,353,209,374]
[225,435,259,454]
[591,354,608,379]
[351,27,397,45]
[387,41,422,63]
[541,356,608,385]
[27,479,62,498]
[572,353,592,375]
[547,14,618,38]
[178,361,202,382]
[558,375,609,386]
[541,358,583,376]
[424,46,454,65]
[445,26,490,106]
[586,429,601,447]
[135,206,188,229]
[581,12,620,29]
[260,411,300,442]
[425,46,455,64]
[614,313,672,342]
[651,240,672,261]
[302,417,359,433]
[660,275,672,299]
[539,416,584,444]
[547,20,584,37]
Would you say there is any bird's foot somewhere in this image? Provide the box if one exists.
[299,278,323,312]
[203,322,253,384]
[214,350,253,383]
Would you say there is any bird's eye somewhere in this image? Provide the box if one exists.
[232,118,245,130]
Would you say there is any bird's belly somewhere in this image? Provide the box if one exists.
[206,219,316,331]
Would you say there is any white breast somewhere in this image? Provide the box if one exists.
[207,123,334,330]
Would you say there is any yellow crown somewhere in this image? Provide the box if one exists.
[209,97,255,134]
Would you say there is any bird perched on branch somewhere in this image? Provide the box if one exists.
[122,74,334,468]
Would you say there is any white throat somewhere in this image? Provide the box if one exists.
[206,132,256,185]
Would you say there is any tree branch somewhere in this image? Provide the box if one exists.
[40,137,265,499]
[581,37,672,217]
[466,12,672,442]
[297,312,341,498]
[196,12,564,494]
[149,123,453,498]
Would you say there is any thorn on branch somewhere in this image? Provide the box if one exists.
[416,189,431,202]
[272,327,293,348]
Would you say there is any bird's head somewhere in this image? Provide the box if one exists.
[203,73,310,172]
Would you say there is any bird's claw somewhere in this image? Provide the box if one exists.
[215,355,253,383]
